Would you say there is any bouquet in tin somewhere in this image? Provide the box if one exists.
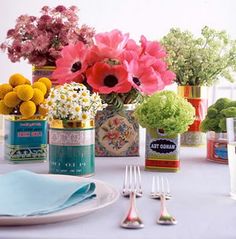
[0,5,95,66]
[46,82,107,122]
[52,29,175,110]
[0,73,51,119]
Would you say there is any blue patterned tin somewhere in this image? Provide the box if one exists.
[4,118,47,163]
[49,120,95,176]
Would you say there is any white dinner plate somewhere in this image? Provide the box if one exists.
[0,174,119,226]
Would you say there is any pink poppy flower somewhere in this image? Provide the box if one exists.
[126,60,161,95]
[52,41,88,84]
[140,35,166,58]
[86,62,132,94]
[89,29,129,60]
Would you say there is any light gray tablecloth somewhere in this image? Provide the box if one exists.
[0,140,235,239]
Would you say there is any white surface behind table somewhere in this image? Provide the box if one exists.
[0,142,234,239]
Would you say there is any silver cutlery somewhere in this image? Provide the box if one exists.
[151,176,177,225]
[120,165,144,229]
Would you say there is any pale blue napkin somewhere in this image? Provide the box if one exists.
[0,170,96,216]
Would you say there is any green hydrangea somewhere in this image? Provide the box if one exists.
[200,98,236,132]
[134,90,195,136]
[161,26,236,86]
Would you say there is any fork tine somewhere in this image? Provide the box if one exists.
[160,176,164,195]
[151,176,155,194]
[137,166,142,191]
[122,165,128,192]
[166,177,170,195]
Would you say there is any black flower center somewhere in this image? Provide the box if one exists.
[133,77,141,86]
[71,61,82,73]
[104,75,118,87]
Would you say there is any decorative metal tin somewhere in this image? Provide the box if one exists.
[178,86,208,146]
[4,117,47,163]
[145,129,180,172]
[49,120,95,176]
[207,131,228,164]
[95,104,139,157]
[32,65,56,84]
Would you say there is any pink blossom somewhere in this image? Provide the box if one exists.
[1,5,95,65]
[140,35,166,58]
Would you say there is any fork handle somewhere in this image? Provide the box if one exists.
[121,191,144,229]
[159,194,170,217]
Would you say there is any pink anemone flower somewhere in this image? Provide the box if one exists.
[126,60,169,95]
[88,29,130,61]
[140,35,166,58]
[86,62,132,94]
[52,41,88,84]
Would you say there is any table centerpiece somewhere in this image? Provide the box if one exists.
[134,90,195,172]
[52,29,175,157]
[0,73,51,163]
[44,82,107,176]
[200,98,236,164]
[161,26,236,146]
[0,5,95,84]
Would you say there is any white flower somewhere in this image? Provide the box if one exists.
[46,83,107,122]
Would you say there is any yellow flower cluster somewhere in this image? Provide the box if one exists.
[0,73,52,119]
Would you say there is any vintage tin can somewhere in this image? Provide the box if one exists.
[145,129,180,172]
[95,104,139,157]
[207,131,228,164]
[49,120,95,176]
[4,117,47,163]
[178,86,208,146]
[32,65,57,85]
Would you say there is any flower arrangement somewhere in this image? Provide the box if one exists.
[45,82,107,121]
[134,90,195,136]
[161,26,236,86]
[0,5,95,66]
[0,73,51,118]
[200,98,236,133]
[52,29,175,110]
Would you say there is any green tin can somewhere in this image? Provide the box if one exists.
[49,120,95,176]
[4,117,47,163]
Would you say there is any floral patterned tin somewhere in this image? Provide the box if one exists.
[95,105,139,157]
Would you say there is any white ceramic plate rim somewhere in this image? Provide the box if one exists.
[0,174,119,226]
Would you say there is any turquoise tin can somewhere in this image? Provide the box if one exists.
[4,117,47,163]
[49,120,95,176]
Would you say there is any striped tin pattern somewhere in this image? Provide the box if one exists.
[145,129,180,172]
[49,127,95,176]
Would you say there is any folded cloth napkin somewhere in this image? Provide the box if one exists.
[0,170,96,216]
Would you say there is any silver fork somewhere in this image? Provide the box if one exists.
[120,165,144,229]
[151,176,177,225]
[122,165,143,198]
[150,176,171,200]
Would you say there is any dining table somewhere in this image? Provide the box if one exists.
[0,130,235,239]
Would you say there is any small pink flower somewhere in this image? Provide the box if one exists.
[86,62,132,94]
[107,131,120,140]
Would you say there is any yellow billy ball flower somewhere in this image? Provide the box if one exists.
[0,100,13,114]
[9,73,26,87]
[0,84,13,99]
[16,84,34,101]
[3,92,21,108]
[38,77,52,91]
[25,78,31,85]
[20,101,36,118]
[32,82,47,96]
[31,88,44,105]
